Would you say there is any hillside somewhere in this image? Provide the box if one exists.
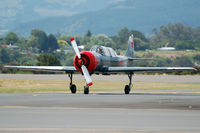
[1,0,200,37]
[0,0,110,36]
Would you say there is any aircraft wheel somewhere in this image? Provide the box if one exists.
[84,86,89,94]
[124,85,130,94]
[70,84,76,94]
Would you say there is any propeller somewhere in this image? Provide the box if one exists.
[70,37,93,86]
[70,38,81,59]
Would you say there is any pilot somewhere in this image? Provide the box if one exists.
[97,47,104,55]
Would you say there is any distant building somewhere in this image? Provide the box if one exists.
[78,45,85,50]
[1,43,19,50]
[56,45,85,54]
[157,47,175,51]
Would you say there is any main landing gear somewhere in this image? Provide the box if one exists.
[124,73,133,94]
[69,73,76,94]
[68,73,133,95]
[68,73,90,94]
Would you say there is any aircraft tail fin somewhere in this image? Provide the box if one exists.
[125,34,134,58]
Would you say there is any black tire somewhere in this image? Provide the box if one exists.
[70,84,76,94]
[84,87,89,94]
[124,85,130,94]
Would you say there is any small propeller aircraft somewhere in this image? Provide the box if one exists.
[4,35,197,94]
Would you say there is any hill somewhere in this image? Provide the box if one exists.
[0,0,110,37]
[1,0,200,37]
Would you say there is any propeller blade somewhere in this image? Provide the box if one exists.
[81,65,93,86]
[70,37,81,59]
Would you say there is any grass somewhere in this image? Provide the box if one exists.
[135,50,200,58]
[0,79,200,93]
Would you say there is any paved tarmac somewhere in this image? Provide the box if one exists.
[0,74,200,132]
[0,92,200,133]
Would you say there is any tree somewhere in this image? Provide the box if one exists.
[173,56,193,67]
[4,32,19,45]
[194,27,200,40]
[129,30,148,42]
[57,34,73,42]
[174,40,194,50]
[37,54,61,66]
[57,34,81,46]
[85,30,92,37]
[48,34,59,52]
[0,48,10,64]
[193,54,200,61]
[118,27,129,44]
[9,49,21,63]
[150,23,200,50]
[27,36,39,52]
[134,38,149,50]
[31,29,48,52]
[112,27,148,50]
[85,35,115,50]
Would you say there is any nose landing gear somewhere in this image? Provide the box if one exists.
[68,73,90,94]
[84,85,89,94]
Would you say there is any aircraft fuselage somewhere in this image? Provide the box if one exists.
[92,52,133,67]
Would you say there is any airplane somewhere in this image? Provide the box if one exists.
[4,35,197,94]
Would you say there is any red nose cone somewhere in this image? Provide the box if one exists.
[78,59,83,66]
[74,51,99,72]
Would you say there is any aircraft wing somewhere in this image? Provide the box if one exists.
[4,66,197,74]
[100,67,197,74]
[4,66,77,73]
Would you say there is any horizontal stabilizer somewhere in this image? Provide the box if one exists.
[128,57,158,61]
[194,63,200,71]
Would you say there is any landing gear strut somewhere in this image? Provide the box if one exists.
[124,73,133,94]
[68,73,76,94]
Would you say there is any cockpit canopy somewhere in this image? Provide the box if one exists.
[90,45,117,57]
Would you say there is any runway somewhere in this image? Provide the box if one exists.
[0,92,200,132]
[1,74,200,83]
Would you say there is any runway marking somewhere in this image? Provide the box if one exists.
[0,128,153,133]
[0,106,135,110]
[1,106,199,112]
[0,128,199,133]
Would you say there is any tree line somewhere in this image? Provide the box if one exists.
[0,23,200,73]
[152,23,200,50]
